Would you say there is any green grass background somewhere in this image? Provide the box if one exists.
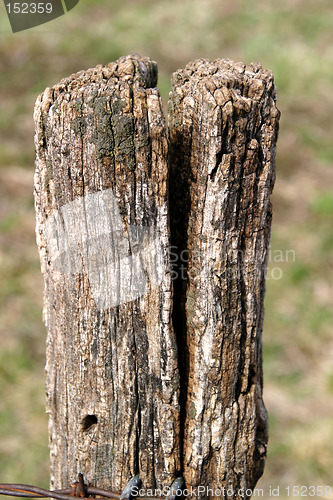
[0,0,333,497]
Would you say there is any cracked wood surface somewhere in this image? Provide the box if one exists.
[34,55,279,499]
[169,58,280,496]
[34,55,181,492]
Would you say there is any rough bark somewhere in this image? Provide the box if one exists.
[34,55,181,492]
[35,54,280,500]
[168,58,280,498]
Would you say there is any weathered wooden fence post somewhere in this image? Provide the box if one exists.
[169,59,279,496]
[34,55,181,492]
[34,55,279,499]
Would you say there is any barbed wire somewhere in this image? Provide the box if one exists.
[0,474,120,500]
[0,474,184,500]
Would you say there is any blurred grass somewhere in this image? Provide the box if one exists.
[0,0,333,496]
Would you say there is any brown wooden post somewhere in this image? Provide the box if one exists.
[169,59,280,497]
[34,55,279,500]
[34,55,181,492]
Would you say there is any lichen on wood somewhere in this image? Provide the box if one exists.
[34,54,280,500]
[34,55,181,492]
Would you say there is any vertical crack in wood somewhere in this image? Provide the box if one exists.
[168,122,193,476]
[35,55,279,499]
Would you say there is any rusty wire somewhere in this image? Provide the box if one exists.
[0,486,120,500]
[0,474,183,500]
[0,474,122,500]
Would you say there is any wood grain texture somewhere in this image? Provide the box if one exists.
[34,55,181,492]
[168,58,280,497]
[35,55,280,499]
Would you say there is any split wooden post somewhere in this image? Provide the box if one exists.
[34,55,279,499]
[169,59,279,494]
[34,55,181,491]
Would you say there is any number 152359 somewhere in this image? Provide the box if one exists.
[6,3,53,14]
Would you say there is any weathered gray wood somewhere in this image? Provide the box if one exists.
[35,54,280,500]
[168,59,280,497]
[34,55,181,492]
